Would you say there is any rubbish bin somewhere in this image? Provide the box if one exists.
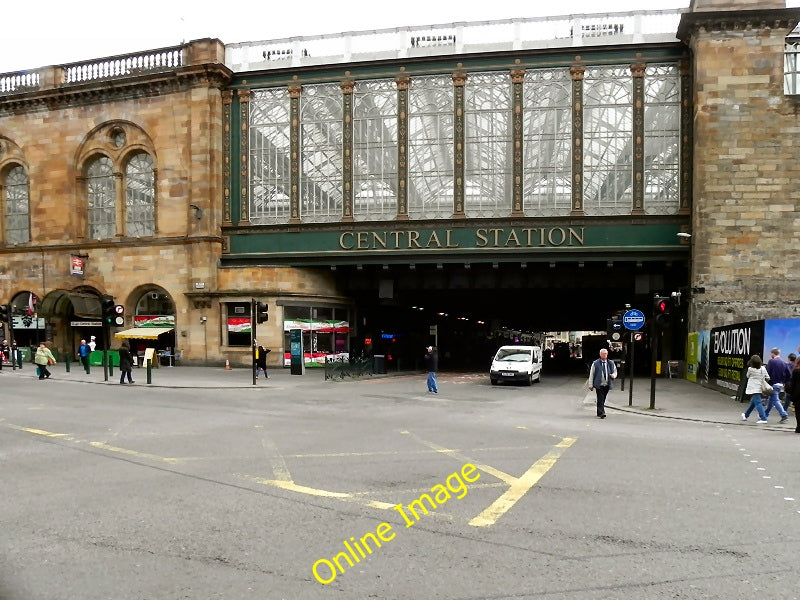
[18,347,31,364]
[373,354,386,374]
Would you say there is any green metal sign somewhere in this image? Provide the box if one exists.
[225,223,688,265]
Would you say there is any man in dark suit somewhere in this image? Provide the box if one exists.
[589,348,617,418]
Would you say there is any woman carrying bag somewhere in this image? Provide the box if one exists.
[34,341,56,380]
[741,354,770,424]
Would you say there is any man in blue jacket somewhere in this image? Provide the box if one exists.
[589,348,617,419]
[78,339,91,374]
[765,347,790,423]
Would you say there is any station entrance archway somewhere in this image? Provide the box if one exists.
[334,259,688,371]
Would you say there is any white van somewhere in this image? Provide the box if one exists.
[489,345,542,386]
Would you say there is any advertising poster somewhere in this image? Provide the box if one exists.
[708,320,764,393]
[763,318,800,361]
[686,332,698,382]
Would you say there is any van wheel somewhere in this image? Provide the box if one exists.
[534,371,541,384]
[490,378,498,385]
[526,373,533,386]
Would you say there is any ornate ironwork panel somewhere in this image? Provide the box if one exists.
[353,78,398,222]
[464,71,512,219]
[396,75,409,219]
[631,63,646,215]
[289,85,301,222]
[583,66,633,216]
[407,75,454,220]
[643,63,680,216]
[222,90,232,226]
[238,89,251,223]
[300,83,343,223]
[249,88,291,224]
[523,68,572,217]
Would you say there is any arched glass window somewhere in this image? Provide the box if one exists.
[4,165,30,244]
[87,156,115,239]
[125,152,155,237]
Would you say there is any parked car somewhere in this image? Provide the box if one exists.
[489,345,542,386]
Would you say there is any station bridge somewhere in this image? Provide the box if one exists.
[219,9,691,365]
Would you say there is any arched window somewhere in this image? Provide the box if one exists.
[87,156,115,239]
[125,152,155,237]
[4,165,30,244]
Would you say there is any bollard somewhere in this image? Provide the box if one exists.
[65,354,70,373]
[146,360,152,384]
[109,359,113,377]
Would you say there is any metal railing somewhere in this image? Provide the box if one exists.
[324,355,375,381]
[225,9,684,72]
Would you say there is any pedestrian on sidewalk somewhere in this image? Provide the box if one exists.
[790,356,800,433]
[255,345,270,379]
[589,348,617,419]
[118,340,135,384]
[78,339,90,374]
[741,354,770,424]
[34,342,55,380]
[765,347,790,423]
[424,345,438,393]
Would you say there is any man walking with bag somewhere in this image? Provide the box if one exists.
[589,348,617,419]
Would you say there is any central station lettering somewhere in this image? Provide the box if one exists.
[338,227,585,250]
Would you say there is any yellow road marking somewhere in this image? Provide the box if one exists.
[88,441,183,464]
[469,437,576,527]
[7,423,187,464]
[282,445,532,459]
[401,430,518,485]
[260,436,293,482]
[8,425,73,439]
[242,475,397,510]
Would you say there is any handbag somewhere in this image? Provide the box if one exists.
[761,377,773,395]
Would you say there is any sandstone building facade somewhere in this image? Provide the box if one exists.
[0,0,797,368]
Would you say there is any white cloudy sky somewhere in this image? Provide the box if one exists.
[1,0,798,74]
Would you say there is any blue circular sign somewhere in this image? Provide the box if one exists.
[622,309,646,331]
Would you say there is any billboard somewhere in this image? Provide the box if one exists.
[708,320,764,393]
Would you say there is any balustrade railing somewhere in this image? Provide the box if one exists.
[0,46,184,94]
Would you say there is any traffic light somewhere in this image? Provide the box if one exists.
[101,295,115,324]
[653,295,671,328]
[256,301,269,324]
[113,304,125,327]
[0,304,9,323]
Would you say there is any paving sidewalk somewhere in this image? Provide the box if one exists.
[598,376,799,432]
[4,361,796,432]
[0,361,328,390]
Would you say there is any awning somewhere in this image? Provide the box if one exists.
[114,327,174,340]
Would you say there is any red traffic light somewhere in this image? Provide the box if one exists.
[656,300,667,313]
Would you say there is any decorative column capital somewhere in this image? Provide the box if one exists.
[288,85,302,99]
[452,71,467,87]
[630,63,646,78]
[570,65,585,81]
[510,69,525,84]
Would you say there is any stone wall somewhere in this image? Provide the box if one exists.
[684,6,800,330]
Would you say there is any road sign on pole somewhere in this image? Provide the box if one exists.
[622,309,645,331]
